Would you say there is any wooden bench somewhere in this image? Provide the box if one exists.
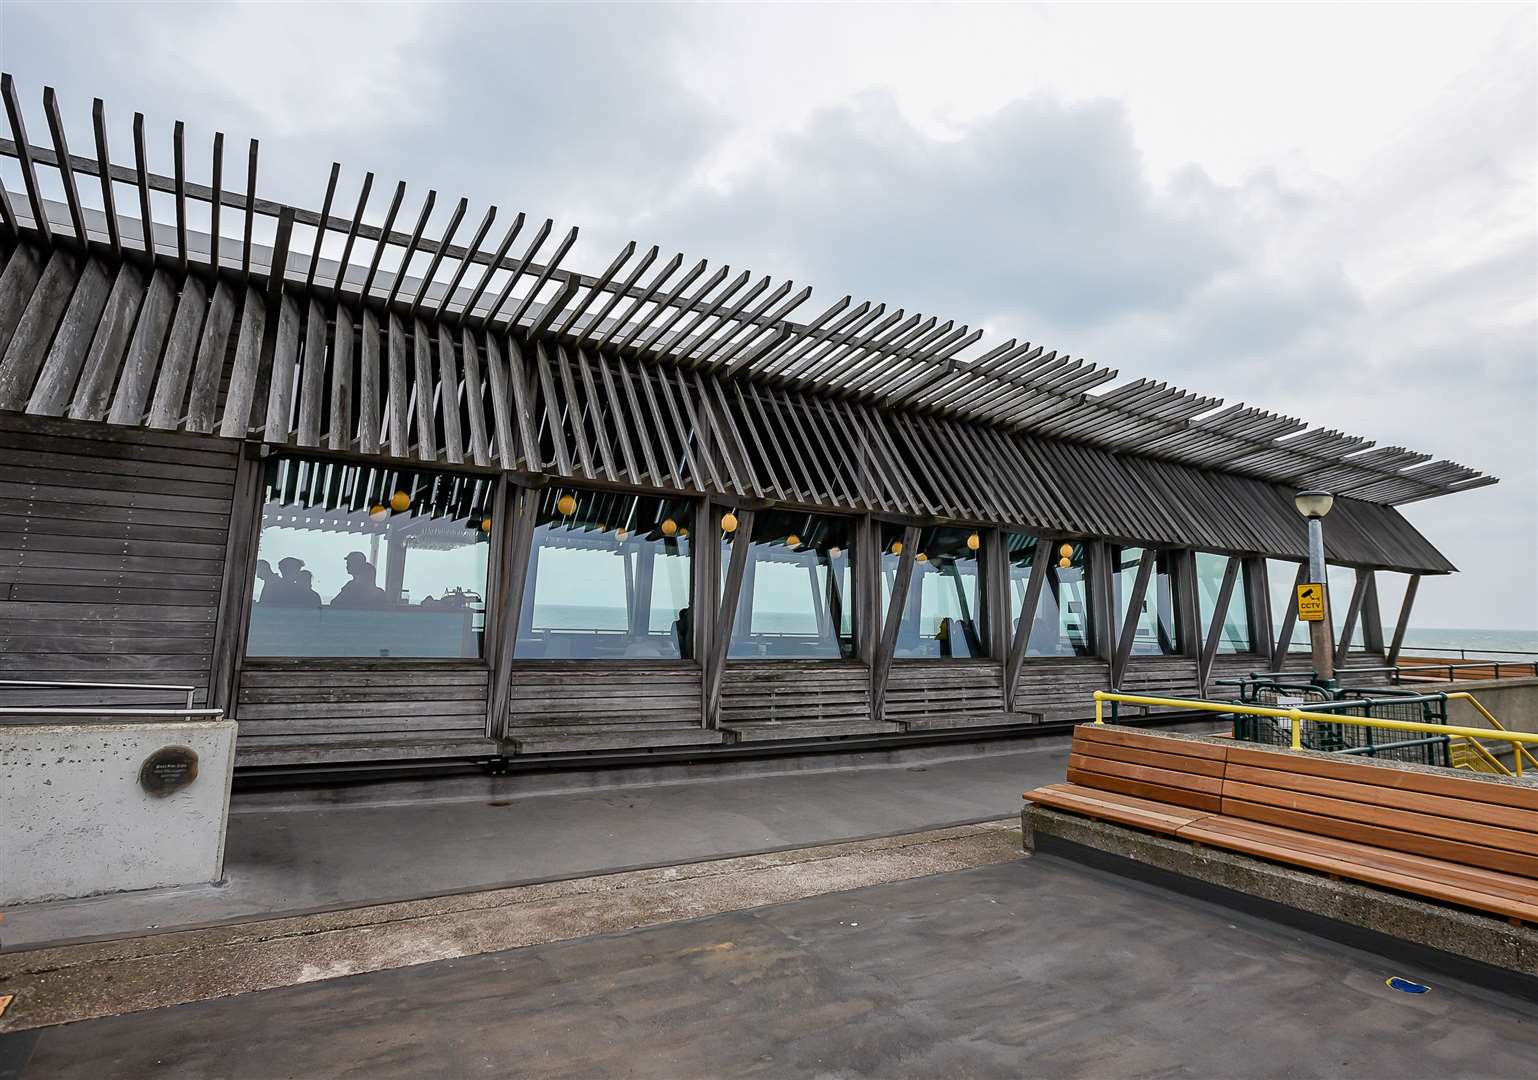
[1025,725,1538,924]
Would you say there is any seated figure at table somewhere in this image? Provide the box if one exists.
[331,551,391,609]
[255,556,322,608]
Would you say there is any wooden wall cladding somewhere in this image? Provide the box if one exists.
[1011,657,1112,722]
[883,660,1008,729]
[0,412,235,701]
[1118,655,1202,714]
[719,661,875,738]
[234,661,493,764]
[504,662,722,753]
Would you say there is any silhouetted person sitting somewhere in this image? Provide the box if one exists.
[331,551,390,609]
[674,606,694,660]
[255,557,322,607]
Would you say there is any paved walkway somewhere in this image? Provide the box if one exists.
[4,738,1073,948]
[8,856,1535,1079]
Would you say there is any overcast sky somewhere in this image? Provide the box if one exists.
[3,2,1534,632]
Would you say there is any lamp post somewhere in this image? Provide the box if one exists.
[1293,490,1336,686]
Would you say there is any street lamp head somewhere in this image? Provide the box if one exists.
[1294,490,1335,520]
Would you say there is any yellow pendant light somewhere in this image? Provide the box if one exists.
[889,540,903,556]
[1059,556,1073,569]
[480,517,493,533]
[828,546,842,559]
[616,527,629,541]
[390,490,411,513]
[1058,542,1074,559]
[786,534,801,547]
[369,503,388,521]
[661,517,678,536]
[916,552,928,563]
[966,532,981,551]
[556,493,577,517]
[721,512,739,533]
[679,527,689,538]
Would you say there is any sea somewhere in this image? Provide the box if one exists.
[1395,627,1538,660]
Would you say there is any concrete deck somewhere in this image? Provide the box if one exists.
[8,856,1536,1079]
[2,736,1075,949]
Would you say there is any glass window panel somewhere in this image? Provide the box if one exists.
[1006,535,1095,657]
[724,510,855,659]
[1110,546,1182,655]
[515,489,694,660]
[246,458,492,658]
[1195,552,1253,654]
[1329,564,1365,650]
[1266,559,1310,649]
[880,525,987,659]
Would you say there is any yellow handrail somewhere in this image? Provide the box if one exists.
[1446,692,1538,774]
[1092,690,1538,778]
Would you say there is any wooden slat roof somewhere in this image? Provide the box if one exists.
[0,78,1471,572]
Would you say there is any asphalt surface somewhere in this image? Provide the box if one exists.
[5,739,1071,947]
[7,855,1535,1079]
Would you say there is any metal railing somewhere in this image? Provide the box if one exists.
[0,680,219,724]
[1091,690,1538,777]
[0,679,197,709]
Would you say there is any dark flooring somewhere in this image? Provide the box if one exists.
[8,856,1535,1079]
[7,741,1069,947]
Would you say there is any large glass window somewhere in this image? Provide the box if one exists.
[1110,546,1182,655]
[1329,564,1365,651]
[515,489,694,660]
[1195,552,1253,653]
[723,510,854,659]
[881,525,987,658]
[1006,535,1095,657]
[247,458,492,658]
[1266,558,1309,649]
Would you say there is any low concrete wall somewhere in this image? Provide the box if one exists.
[1444,676,1538,736]
[1,720,237,904]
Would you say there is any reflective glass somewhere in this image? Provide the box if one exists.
[723,510,855,659]
[1110,546,1182,655]
[515,489,695,659]
[1329,564,1365,650]
[881,525,987,658]
[1266,558,1311,648]
[247,458,492,658]
[1006,534,1095,657]
[1195,552,1253,653]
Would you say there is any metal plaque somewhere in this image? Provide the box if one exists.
[1296,583,1327,623]
[139,745,200,797]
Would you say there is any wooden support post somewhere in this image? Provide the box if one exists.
[486,480,540,740]
[1111,549,1156,690]
[1004,539,1053,712]
[1247,558,1274,666]
[1271,562,1307,673]
[1361,571,1385,656]
[1197,556,1241,696]
[1092,541,1116,672]
[1334,568,1371,670]
[208,443,265,712]
[871,525,920,721]
[856,515,879,668]
[704,507,755,728]
[1386,573,1421,668]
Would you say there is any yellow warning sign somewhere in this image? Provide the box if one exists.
[1297,583,1326,622]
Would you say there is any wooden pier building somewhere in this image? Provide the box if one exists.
[0,78,1495,772]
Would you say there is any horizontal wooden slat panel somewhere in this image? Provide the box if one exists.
[507,663,704,733]
[883,661,1004,725]
[0,414,234,705]
[235,660,491,751]
[721,663,870,726]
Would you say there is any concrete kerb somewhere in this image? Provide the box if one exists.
[1021,804,1538,997]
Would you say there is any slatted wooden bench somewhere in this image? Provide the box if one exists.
[1025,725,1538,925]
